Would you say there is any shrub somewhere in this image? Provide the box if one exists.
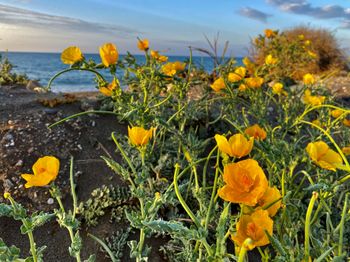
[0,54,29,86]
[250,26,348,80]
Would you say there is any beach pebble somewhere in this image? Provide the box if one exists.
[3,179,14,190]
[47,198,54,205]
[15,159,24,167]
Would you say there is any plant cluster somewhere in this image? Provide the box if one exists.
[1,30,350,261]
[0,54,29,86]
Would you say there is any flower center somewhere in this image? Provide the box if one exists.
[246,222,261,241]
[240,172,254,192]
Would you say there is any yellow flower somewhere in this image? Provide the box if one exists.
[265,54,277,65]
[228,67,246,82]
[303,90,325,106]
[298,34,305,40]
[306,141,343,171]
[343,119,350,127]
[128,126,155,147]
[312,119,322,127]
[61,46,83,65]
[245,124,267,140]
[258,186,282,217]
[99,43,118,67]
[271,82,286,95]
[305,40,311,46]
[264,29,275,38]
[137,39,149,51]
[3,192,10,199]
[330,109,345,118]
[215,134,254,158]
[150,50,168,62]
[219,159,268,206]
[210,77,226,92]
[242,57,255,73]
[342,146,350,156]
[238,84,248,91]
[21,156,60,188]
[245,77,264,89]
[161,62,185,76]
[231,209,273,250]
[303,73,315,85]
[99,79,119,96]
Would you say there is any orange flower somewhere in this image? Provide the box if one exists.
[330,109,345,118]
[343,119,350,127]
[150,50,168,62]
[215,134,254,158]
[161,61,185,76]
[306,141,343,171]
[21,156,60,188]
[137,39,149,51]
[61,46,83,65]
[99,43,118,67]
[231,209,273,250]
[265,54,277,65]
[303,90,325,106]
[341,146,350,156]
[303,73,315,85]
[128,126,155,147]
[228,67,246,82]
[242,57,255,73]
[238,84,248,91]
[210,77,226,92]
[245,77,264,89]
[218,159,268,206]
[271,82,287,95]
[99,79,119,96]
[264,29,276,38]
[245,124,267,140]
[258,186,282,217]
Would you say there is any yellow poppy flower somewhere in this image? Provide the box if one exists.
[210,77,226,92]
[341,146,350,156]
[242,57,255,74]
[343,119,350,127]
[307,50,317,58]
[245,77,264,89]
[303,73,315,85]
[265,54,277,65]
[150,50,168,62]
[305,40,311,46]
[61,46,83,65]
[238,84,248,91]
[137,39,149,51]
[161,62,185,76]
[258,186,282,217]
[228,67,246,83]
[215,133,254,158]
[312,119,322,127]
[330,109,345,118]
[264,29,275,38]
[99,79,119,96]
[303,90,325,106]
[298,34,305,40]
[271,82,287,95]
[232,209,273,250]
[128,126,155,147]
[99,43,118,67]
[218,159,268,206]
[245,124,267,140]
[21,156,60,188]
[306,141,343,171]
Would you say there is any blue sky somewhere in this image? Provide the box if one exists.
[0,0,349,55]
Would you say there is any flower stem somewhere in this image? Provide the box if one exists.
[238,238,252,262]
[305,191,318,261]
[27,229,38,262]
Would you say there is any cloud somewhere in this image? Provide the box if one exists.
[267,0,350,29]
[239,7,271,23]
[0,4,140,36]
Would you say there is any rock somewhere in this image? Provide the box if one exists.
[26,80,42,91]
[3,179,14,191]
[47,198,54,205]
[15,160,23,167]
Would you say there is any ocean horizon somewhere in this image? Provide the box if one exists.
[1,51,243,93]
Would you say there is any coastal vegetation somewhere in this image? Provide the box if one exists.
[1,27,350,261]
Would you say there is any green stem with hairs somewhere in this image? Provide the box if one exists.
[305,192,318,261]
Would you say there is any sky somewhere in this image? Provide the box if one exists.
[0,0,349,56]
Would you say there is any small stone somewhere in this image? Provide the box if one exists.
[91,121,96,127]
[77,144,83,150]
[15,160,24,167]
[7,120,14,125]
[3,179,14,190]
[47,198,54,205]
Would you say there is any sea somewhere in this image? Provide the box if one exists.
[1,52,242,93]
